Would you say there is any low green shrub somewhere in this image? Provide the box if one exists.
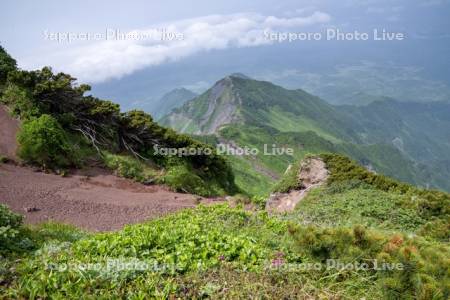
[102,153,234,197]
[17,114,75,168]
[271,162,302,193]
[417,218,450,242]
[102,152,153,182]
[289,224,450,299]
[320,153,410,193]
[161,164,213,196]
[0,204,22,249]
[70,205,290,272]
[1,204,448,299]
[289,224,385,262]
[0,204,34,255]
[251,195,267,209]
[32,222,88,244]
[292,186,427,232]
[2,205,296,299]
[173,264,348,299]
[229,193,251,204]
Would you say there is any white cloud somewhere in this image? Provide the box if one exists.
[22,11,331,83]
[420,0,450,6]
[263,12,330,27]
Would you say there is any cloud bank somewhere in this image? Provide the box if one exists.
[23,11,331,83]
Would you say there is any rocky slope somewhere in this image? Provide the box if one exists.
[266,157,328,213]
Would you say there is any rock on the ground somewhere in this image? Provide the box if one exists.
[266,157,329,213]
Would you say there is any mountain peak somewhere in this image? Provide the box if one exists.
[152,87,197,119]
[172,87,193,93]
[228,73,252,80]
[161,75,332,135]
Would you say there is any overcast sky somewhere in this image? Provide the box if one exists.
[1,0,450,108]
[1,0,449,81]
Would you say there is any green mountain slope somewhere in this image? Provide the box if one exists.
[161,75,450,194]
[161,75,356,141]
[339,100,450,162]
[153,88,197,119]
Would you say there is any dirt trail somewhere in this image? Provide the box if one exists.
[266,157,328,213]
[0,163,220,231]
[0,105,19,159]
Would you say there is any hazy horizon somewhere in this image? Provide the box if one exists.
[2,0,450,110]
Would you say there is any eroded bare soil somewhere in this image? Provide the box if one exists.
[266,157,328,213]
[0,163,219,231]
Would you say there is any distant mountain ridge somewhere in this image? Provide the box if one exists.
[161,74,353,139]
[161,74,450,193]
[161,75,242,134]
[152,88,197,119]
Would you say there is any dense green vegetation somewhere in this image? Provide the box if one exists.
[0,204,25,255]
[1,197,448,299]
[163,75,450,194]
[292,187,427,231]
[17,114,76,168]
[196,122,427,196]
[0,46,237,196]
[0,45,16,93]
[102,152,158,183]
[275,154,450,241]
[225,155,274,197]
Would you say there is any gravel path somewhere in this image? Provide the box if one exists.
[0,163,212,231]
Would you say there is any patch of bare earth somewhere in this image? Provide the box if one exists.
[0,105,19,160]
[0,163,222,231]
[266,157,328,213]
